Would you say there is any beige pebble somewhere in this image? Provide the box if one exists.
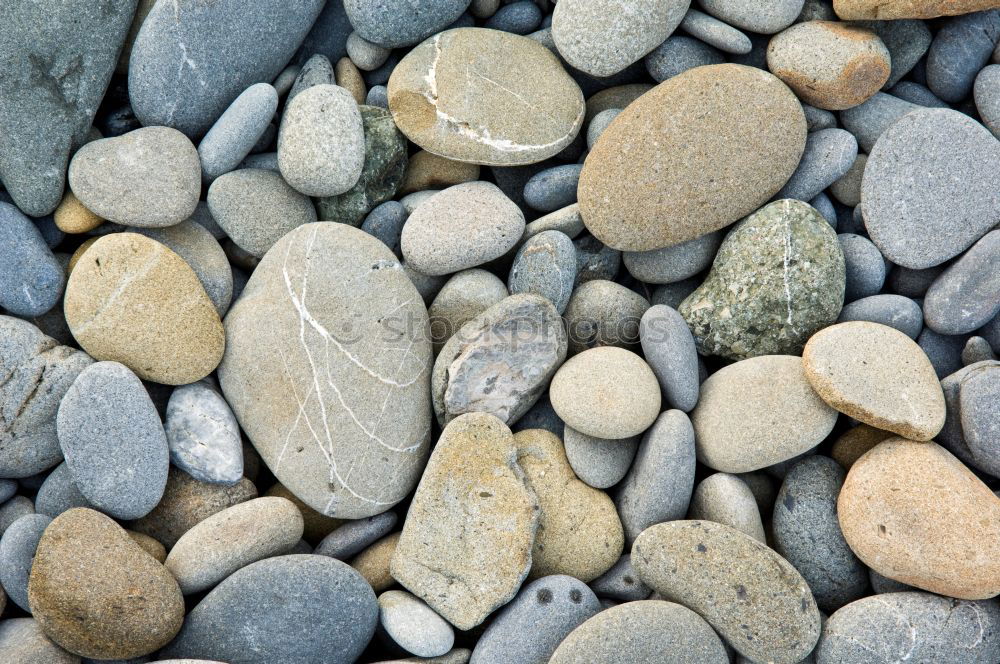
[53,191,103,234]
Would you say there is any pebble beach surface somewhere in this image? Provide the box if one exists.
[1,1,1000,663]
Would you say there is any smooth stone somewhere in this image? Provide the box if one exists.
[918,327,968,378]
[379,590,455,658]
[832,0,1000,19]
[679,199,845,360]
[549,600,729,664]
[390,414,539,630]
[288,54,335,102]
[803,321,946,440]
[774,456,868,613]
[838,438,1000,599]
[862,108,1000,269]
[980,313,1000,351]
[926,10,1000,103]
[777,129,858,202]
[838,233,886,302]
[0,618,79,663]
[700,0,803,33]
[579,64,805,251]
[161,555,377,664]
[651,277,701,309]
[362,201,408,258]
[828,153,866,207]
[688,473,765,543]
[0,497,34,538]
[816,592,1000,663]
[574,235,621,284]
[35,463,92,518]
[165,382,241,486]
[471,575,601,664]
[388,28,585,166]
[315,511,398,560]
[367,85,389,108]
[350,531,398,592]
[129,0,324,137]
[679,9,752,54]
[889,264,943,298]
[963,336,997,364]
[614,410,697,543]
[564,279,648,353]
[800,104,837,133]
[508,231,577,313]
[840,92,919,154]
[336,56,368,104]
[315,105,409,227]
[563,427,638,489]
[345,0,470,48]
[432,294,567,425]
[586,109,621,147]
[551,0,688,77]
[583,84,652,125]
[589,555,651,602]
[868,570,915,595]
[29,508,183,659]
[64,233,224,385]
[0,316,92,478]
[347,32,390,71]
[512,395,564,436]
[961,365,1000,476]
[975,64,1000,139]
[938,362,1000,475]
[400,150,480,195]
[0,480,15,504]
[639,305,699,412]
[484,1,543,34]
[428,269,508,352]
[401,181,525,276]
[0,204,66,317]
[837,294,923,339]
[810,191,838,227]
[515,429,623,581]
[924,230,1000,335]
[198,83,278,182]
[889,80,949,107]
[523,164,582,212]
[0,513,51,611]
[623,231,722,285]
[403,262,448,304]
[0,0,136,218]
[295,0,352,66]
[634,521,821,663]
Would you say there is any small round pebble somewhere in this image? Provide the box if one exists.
[623,231,721,285]
[523,164,582,212]
[837,294,923,339]
[777,128,858,202]
[926,10,1000,103]
[344,0,471,48]
[34,462,92,518]
[0,513,51,611]
[838,233,886,302]
[564,279,649,353]
[401,150,480,195]
[484,1,543,34]
[0,203,65,317]
[315,511,399,560]
[586,109,621,148]
[639,305,699,412]
[0,618,79,663]
[923,230,1000,335]
[361,200,408,257]
[688,473,765,543]
[839,91,920,153]
[699,0,803,33]
[680,9,752,55]
[198,83,277,182]
[563,426,638,489]
[589,555,651,602]
[975,64,1000,139]
[346,32,391,71]
[508,230,577,314]
[828,152,867,207]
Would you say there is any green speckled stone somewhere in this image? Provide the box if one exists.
[679,199,845,360]
[316,105,407,226]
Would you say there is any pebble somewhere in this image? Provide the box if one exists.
[288,54,336,102]
[198,83,278,182]
[523,165,582,212]
[401,151,480,195]
[564,279,648,353]
[828,153,866,207]
[0,513,51,611]
[367,85,389,108]
[390,414,539,630]
[680,9,752,54]
[837,294,923,339]
[889,80,949,107]
[56,362,168,520]
[838,438,1000,599]
[924,230,1000,335]
[963,335,997,364]
[639,305,699,412]
[810,191,838,227]
[0,618,79,663]
[129,0,324,136]
[918,327,968,378]
[838,233,886,302]
[589,555,651,602]
[585,109,621,148]
[508,231,578,313]
[975,64,1000,139]
[278,84,365,197]
[680,199,845,360]
[0,497,34,538]
[351,532,399,592]
[63,233,225,385]
[0,204,66,317]
[692,355,836,473]
[347,32,391,71]
[701,0,803,33]
[838,91,920,153]
[623,231,721,285]
[336,56,368,103]
[165,382,241,486]
[803,322,946,440]
[551,0,688,77]
[379,590,455,658]
[939,361,1000,475]
[689,473,765,543]
[315,511,398,560]
[574,235,621,284]
[833,0,1000,19]
[926,10,1000,103]
[432,294,567,425]
[345,0,470,48]
[563,427,639,489]
[35,462,93,518]
[862,108,1000,269]
[362,201,408,257]
[777,129,858,202]
[428,269,508,352]
[633,521,821,664]
[388,28,585,166]
[960,364,1000,475]
[614,410,697,543]
[53,191,103,234]
[549,599,728,664]
[579,64,805,251]
[484,1,544,35]
[28,508,184,659]
[768,21,890,110]
[161,555,377,664]
[471,575,600,664]
[816,592,1000,663]
[401,181,525,276]
[0,481,15,504]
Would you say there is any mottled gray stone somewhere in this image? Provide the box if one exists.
[347,32,391,71]
[160,555,377,664]
[344,0,471,48]
[614,410,697,544]
[0,0,137,217]
[838,233,886,302]
[889,264,943,298]
[699,0,802,33]
[586,109,621,148]
[56,362,168,520]
[574,235,621,285]
[926,10,1000,103]
[651,278,700,309]
[623,231,721,285]
[428,269,508,353]
[862,108,1000,269]
[960,364,1000,478]
[838,294,923,339]
[936,361,999,473]
[563,427,638,489]
[0,513,52,611]
[129,0,324,137]
[810,192,838,227]
[0,204,65,317]
[362,201,408,258]
[640,305,699,412]
[165,382,242,486]
[0,317,92,478]
[924,230,1000,335]
[0,618,79,664]
[777,129,858,203]
[198,83,278,182]
[508,231,577,314]
[471,575,601,664]
[294,0,353,66]
[367,85,389,108]
[35,462,92,518]
[564,279,649,354]
[379,589,455,658]
[589,555,650,602]
[839,92,920,153]
[679,9,751,54]
[679,199,845,360]
[0,480,15,504]
[523,165,582,212]
[869,569,915,594]
[688,473,765,543]
[511,395,564,436]
[315,511,398,560]
[0,497,34,538]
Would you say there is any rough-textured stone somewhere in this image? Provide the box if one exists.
[639,306,698,413]
[34,462,92,518]
[688,473,765,543]
[924,230,1000,335]
[830,424,893,469]
[165,381,242,485]
[390,414,539,630]
[589,555,651,602]
[579,64,806,251]
[700,0,803,33]
[927,10,1000,103]
[680,199,845,360]
[218,223,431,519]
[563,279,648,354]
[53,192,103,234]
[961,364,1000,476]
[0,497,35,538]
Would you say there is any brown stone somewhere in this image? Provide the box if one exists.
[830,423,893,469]
[352,532,401,593]
[126,530,167,563]
[67,237,98,274]
[336,56,367,105]
[401,150,480,194]
[833,0,1000,20]
[53,191,102,234]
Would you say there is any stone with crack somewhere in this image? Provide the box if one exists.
[390,413,540,630]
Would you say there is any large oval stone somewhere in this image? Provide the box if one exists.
[388,28,585,166]
[218,222,432,519]
[578,64,807,251]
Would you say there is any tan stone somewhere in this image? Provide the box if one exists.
[803,321,946,440]
[578,64,806,251]
[335,56,367,104]
[126,530,166,562]
[830,423,893,469]
[833,0,1000,20]
[265,482,343,544]
[401,150,480,194]
[838,438,1000,599]
[28,508,184,659]
[53,191,102,234]
[67,237,99,274]
[352,532,401,593]
[514,429,623,582]
[63,233,225,385]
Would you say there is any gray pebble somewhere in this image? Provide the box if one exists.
[975,64,1000,139]
[346,32,390,71]
[564,279,649,354]
[0,497,34,537]
[924,230,1000,335]
[801,104,837,132]
[679,9,752,54]
[839,92,920,153]
[639,305,699,412]
[651,277,701,309]
[810,192,838,227]
[778,129,858,202]
[366,85,389,108]
[888,264,943,298]
[856,19,932,89]
[938,360,999,472]
[586,109,621,148]
[239,151,279,171]
[379,590,455,658]
[736,471,778,516]
[470,575,601,664]
[979,312,1000,351]
[364,53,401,87]
[32,215,65,251]
[963,336,997,364]
[623,231,721,285]
[614,410,696,544]
[484,1,543,34]
[918,327,968,378]
[0,617,79,663]
[0,480,15,504]
[524,165,583,212]
[888,81,949,108]
[644,35,724,83]
[960,365,1000,477]
[165,382,242,485]
[688,472,764,542]
[525,204,586,241]
[315,511,398,560]
[0,513,51,611]
[273,64,302,97]
[287,54,336,103]
[838,233,886,302]
[563,426,639,489]
[56,362,168,521]
[0,203,64,317]
[869,569,915,594]
[198,83,278,182]
[508,230,578,314]
[926,10,1000,103]
[700,0,802,33]
[362,201,408,257]
[838,294,923,339]
[829,153,866,208]
[344,0,471,48]
[574,235,621,284]
[35,462,92,518]
[589,555,650,602]
[402,262,448,304]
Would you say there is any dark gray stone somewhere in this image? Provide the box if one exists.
[160,554,377,664]
[979,312,1000,352]
[589,555,650,602]
[563,427,638,489]
[777,129,858,203]
[484,1,543,34]
[574,234,621,285]
[523,165,582,212]
[839,92,920,153]
[919,328,968,378]
[801,104,837,132]
[888,264,943,298]
[938,360,1000,475]
[361,200,408,257]
[926,10,1000,103]
[924,230,1000,335]
[0,204,65,317]
[640,305,699,412]
[838,233,886,302]
[56,361,168,520]
[857,19,932,89]
[198,83,278,182]
[508,230,577,314]
[315,511,398,560]
[511,395,564,436]
[344,0,472,49]
[366,85,389,108]
[0,480,15,504]
[651,277,700,309]
[564,280,648,354]
[960,364,1000,477]
[623,231,722,286]
[165,381,242,485]
[35,462,92,518]
[975,64,1000,139]
[0,513,51,611]
[869,569,915,594]
[810,192,837,227]
[964,336,998,364]
[644,35,724,83]
[838,294,923,339]
[294,0,353,66]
